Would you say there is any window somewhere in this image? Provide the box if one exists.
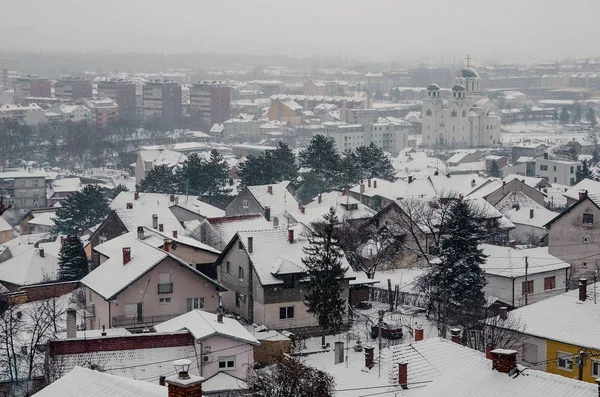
[238,240,244,250]
[226,261,231,274]
[218,356,235,370]
[554,177,557,183]
[242,199,249,209]
[451,110,457,117]
[158,272,173,294]
[544,276,556,291]
[522,280,534,295]
[159,297,171,303]
[124,303,142,319]
[186,297,205,311]
[238,266,244,281]
[557,351,573,371]
[279,306,294,320]
[583,213,594,225]
[99,235,107,244]
[553,165,556,172]
[592,360,600,377]
[570,166,574,174]
[540,165,548,171]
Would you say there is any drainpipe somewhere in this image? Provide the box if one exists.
[566,266,570,292]
[511,277,515,307]
[108,300,111,328]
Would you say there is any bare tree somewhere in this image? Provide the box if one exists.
[463,307,527,353]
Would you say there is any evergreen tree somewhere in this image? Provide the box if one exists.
[567,146,579,161]
[487,160,501,178]
[559,106,570,125]
[178,153,206,196]
[295,170,330,205]
[576,159,593,183]
[238,142,298,189]
[110,184,129,199]
[58,235,89,281]
[136,164,180,194]
[337,150,361,188]
[303,208,348,346]
[552,110,559,122]
[271,142,298,181]
[299,135,341,176]
[202,149,232,206]
[572,104,582,125]
[587,107,597,129]
[53,185,110,236]
[417,200,488,332]
[354,143,396,181]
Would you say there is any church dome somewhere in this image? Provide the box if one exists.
[451,84,466,92]
[427,83,440,91]
[457,67,480,79]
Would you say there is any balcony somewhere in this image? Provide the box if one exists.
[158,283,173,294]
[112,313,183,329]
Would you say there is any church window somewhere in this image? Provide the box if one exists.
[451,110,457,117]
[426,109,432,116]
[462,110,466,117]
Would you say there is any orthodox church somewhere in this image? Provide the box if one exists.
[421,57,501,148]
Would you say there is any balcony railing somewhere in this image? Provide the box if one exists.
[112,312,183,329]
[158,283,173,294]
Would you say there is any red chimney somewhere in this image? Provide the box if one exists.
[122,247,131,264]
[373,180,377,189]
[398,362,408,389]
[485,343,496,360]
[368,179,371,188]
[491,349,517,373]
[39,248,45,258]
[499,306,508,320]
[450,328,461,344]
[414,326,423,342]
[267,185,273,194]
[172,230,178,239]
[579,278,588,302]
[580,190,588,201]
[300,206,305,214]
[364,346,375,369]
[163,239,170,252]
[318,194,322,204]
[165,360,204,397]
[134,191,139,200]
[288,229,294,243]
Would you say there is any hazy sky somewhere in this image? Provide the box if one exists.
[1,0,598,62]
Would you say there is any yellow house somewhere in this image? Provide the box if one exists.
[501,279,600,384]
[267,100,303,126]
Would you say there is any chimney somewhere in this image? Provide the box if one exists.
[126,202,133,209]
[247,237,254,253]
[288,229,295,243]
[165,360,204,397]
[66,309,77,339]
[170,194,175,203]
[159,376,166,386]
[408,176,414,184]
[217,293,224,323]
[163,239,170,252]
[159,224,164,232]
[450,328,461,344]
[137,226,144,240]
[334,341,344,365]
[101,325,107,337]
[39,248,45,258]
[267,185,273,194]
[364,345,375,369]
[229,178,234,186]
[342,189,347,196]
[491,349,517,373]
[34,242,39,248]
[509,240,516,249]
[264,206,271,221]
[300,206,305,214]
[499,306,508,321]
[373,180,377,189]
[152,214,158,229]
[485,343,496,360]
[529,209,534,219]
[134,191,139,200]
[172,230,178,239]
[579,278,588,302]
[318,194,322,204]
[579,190,588,201]
[123,247,131,264]
[414,325,423,342]
[398,362,408,389]
[368,179,371,188]
[471,179,476,187]
[60,236,66,245]
[360,184,365,193]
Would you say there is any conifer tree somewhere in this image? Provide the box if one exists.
[587,107,597,129]
[137,164,180,194]
[487,160,501,178]
[576,159,593,183]
[559,106,570,125]
[58,236,89,281]
[303,208,348,346]
[53,185,110,236]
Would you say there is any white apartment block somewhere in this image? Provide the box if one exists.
[536,155,581,186]
[323,121,409,155]
[0,104,47,125]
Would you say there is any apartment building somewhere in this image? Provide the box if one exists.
[13,77,52,103]
[189,81,231,125]
[0,103,47,125]
[97,80,137,120]
[54,78,93,101]
[47,104,91,123]
[536,154,581,186]
[81,98,119,128]
[323,120,409,155]
[0,170,47,209]
[142,81,182,125]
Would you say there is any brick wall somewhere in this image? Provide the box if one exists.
[253,339,292,365]
[50,332,194,356]
[20,282,79,303]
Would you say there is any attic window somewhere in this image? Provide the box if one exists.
[583,213,594,226]
[238,240,244,250]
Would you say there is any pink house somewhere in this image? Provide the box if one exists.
[81,231,226,331]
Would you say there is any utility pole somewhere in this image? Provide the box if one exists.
[578,350,586,381]
[378,309,383,378]
[525,257,529,306]
[595,261,598,305]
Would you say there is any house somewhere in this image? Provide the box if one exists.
[348,178,402,210]
[154,309,259,382]
[0,232,51,264]
[468,177,547,206]
[0,216,13,244]
[0,239,61,290]
[497,280,600,384]
[485,154,509,169]
[494,192,558,244]
[46,177,83,207]
[267,99,303,125]
[225,182,298,221]
[18,208,57,235]
[215,225,353,330]
[188,214,271,251]
[536,155,581,186]
[511,142,549,163]
[284,191,375,227]
[544,192,600,280]
[563,178,600,206]
[480,244,570,307]
[81,231,226,330]
[446,150,483,166]
[135,149,187,184]
[566,136,596,155]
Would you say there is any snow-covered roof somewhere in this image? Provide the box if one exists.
[503,174,548,189]
[154,309,259,346]
[503,283,600,351]
[0,244,59,286]
[246,182,299,217]
[480,244,570,278]
[138,149,187,170]
[27,211,56,227]
[192,214,271,249]
[495,192,557,228]
[447,152,478,164]
[83,232,224,299]
[34,366,167,397]
[0,216,11,232]
[303,191,375,220]
[0,233,50,258]
[202,371,248,393]
[115,206,185,235]
[563,178,600,201]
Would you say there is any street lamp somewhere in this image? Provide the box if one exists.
[173,359,192,380]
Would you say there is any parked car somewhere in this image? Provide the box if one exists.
[370,322,403,340]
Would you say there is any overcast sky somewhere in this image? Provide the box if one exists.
[1,0,598,62]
